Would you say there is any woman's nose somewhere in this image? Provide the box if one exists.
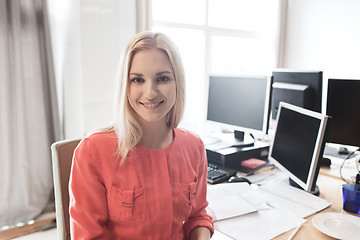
[145,81,158,99]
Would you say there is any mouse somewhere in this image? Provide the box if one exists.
[320,157,332,167]
[338,147,349,155]
[228,176,252,184]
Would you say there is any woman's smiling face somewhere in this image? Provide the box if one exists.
[128,48,176,125]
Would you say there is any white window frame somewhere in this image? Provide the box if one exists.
[139,0,287,134]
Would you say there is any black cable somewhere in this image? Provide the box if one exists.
[250,133,255,140]
[340,148,360,183]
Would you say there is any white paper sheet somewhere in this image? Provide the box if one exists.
[206,175,332,239]
[206,183,259,221]
[259,180,332,218]
[206,180,323,239]
[214,207,305,240]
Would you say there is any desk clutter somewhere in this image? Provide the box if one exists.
[206,176,331,240]
[203,98,360,239]
[342,183,360,214]
[207,163,237,184]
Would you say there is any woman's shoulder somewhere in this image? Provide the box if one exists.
[73,131,119,167]
[174,128,203,146]
[77,130,117,151]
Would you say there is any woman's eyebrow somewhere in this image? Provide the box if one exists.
[129,73,143,77]
[129,71,172,77]
[156,71,172,76]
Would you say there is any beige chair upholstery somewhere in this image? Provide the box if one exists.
[51,139,81,240]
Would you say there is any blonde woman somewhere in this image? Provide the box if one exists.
[69,32,214,239]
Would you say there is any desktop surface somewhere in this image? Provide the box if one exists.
[13,168,358,240]
[210,154,360,240]
[274,172,359,240]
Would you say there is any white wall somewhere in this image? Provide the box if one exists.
[48,0,136,139]
[49,0,360,139]
[283,0,360,79]
[81,0,136,134]
[48,0,83,139]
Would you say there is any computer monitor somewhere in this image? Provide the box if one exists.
[206,75,271,142]
[326,79,360,148]
[271,69,323,119]
[268,102,329,195]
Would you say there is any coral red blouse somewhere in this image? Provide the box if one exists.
[69,128,214,239]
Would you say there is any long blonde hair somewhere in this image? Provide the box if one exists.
[102,32,185,162]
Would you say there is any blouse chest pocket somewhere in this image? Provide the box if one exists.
[187,182,197,208]
[172,181,197,221]
[108,186,145,223]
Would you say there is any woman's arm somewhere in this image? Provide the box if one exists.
[69,138,109,239]
[189,226,211,240]
[183,140,214,239]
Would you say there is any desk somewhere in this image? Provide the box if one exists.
[320,153,359,183]
[212,164,360,240]
[273,173,359,240]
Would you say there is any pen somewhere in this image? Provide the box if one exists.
[246,164,275,176]
[287,220,305,240]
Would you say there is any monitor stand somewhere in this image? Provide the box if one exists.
[228,130,255,148]
[289,178,320,196]
[203,130,254,151]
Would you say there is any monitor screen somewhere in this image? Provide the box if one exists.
[326,79,360,147]
[268,102,328,193]
[207,75,271,136]
[271,69,323,119]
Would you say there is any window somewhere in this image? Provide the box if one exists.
[150,0,284,134]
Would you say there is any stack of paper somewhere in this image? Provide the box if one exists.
[206,180,331,239]
[259,180,332,218]
[206,183,259,221]
[214,207,305,240]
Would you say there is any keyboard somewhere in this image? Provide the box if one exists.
[207,163,237,184]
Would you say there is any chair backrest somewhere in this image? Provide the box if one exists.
[51,139,81,240]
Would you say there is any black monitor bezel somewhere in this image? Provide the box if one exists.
[271,69,323,119]
[268,102,328,192]
[206,74,272,136]
[326,78,360,147]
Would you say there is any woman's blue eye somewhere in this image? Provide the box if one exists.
[132,77,144,83]
[158,76,169,82]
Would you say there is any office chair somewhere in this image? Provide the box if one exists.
[51,138,81,240]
